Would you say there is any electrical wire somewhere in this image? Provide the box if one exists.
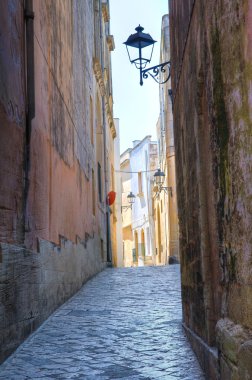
[116,154,175,174]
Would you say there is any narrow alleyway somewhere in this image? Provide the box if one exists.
[0,266,204,380]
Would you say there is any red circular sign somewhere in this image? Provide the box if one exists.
[107,191,116,205]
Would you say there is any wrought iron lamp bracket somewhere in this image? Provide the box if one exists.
[141,61,171,85]
[121,205,132,213]
[162,186,173,197]
[154,186,173,199]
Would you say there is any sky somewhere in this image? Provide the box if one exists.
[110,0,169,154]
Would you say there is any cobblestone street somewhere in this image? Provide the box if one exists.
[0,265,204,380]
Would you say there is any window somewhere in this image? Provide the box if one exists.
[98,162,102,203]
[96,94,103,167]
[90,96,94,145]
[93,0,101,60]
[101,239,104,261]
[111,165,115,213]
[92,169,95,215]
[111,164,115,191]
[152,197,155,217]
[138,172,142,194]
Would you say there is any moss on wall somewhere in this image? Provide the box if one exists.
[211,27,229,221]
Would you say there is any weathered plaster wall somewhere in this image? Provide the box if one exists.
[158,14,179,263]
[169,0,195,92]
[121,152,133,266]
[0,0,112,363]
[169,0,252,378]
[130,138,157,264]
[25,0,96,248]
[0,0,26,245]
[113,118,123,267]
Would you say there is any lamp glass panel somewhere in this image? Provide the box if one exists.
[128,192,135,204]
[143,44,154,62]
[126,45,140,64]
[155,175,163,186]
[154,169,165,186]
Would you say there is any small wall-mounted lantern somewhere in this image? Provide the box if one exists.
[121,192,136,212]
[154,169,172,197]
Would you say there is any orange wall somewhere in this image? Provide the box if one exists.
[24,1,96,249]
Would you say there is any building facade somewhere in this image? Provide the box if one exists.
[121,137,158,267]
[120,148,134,267]
[169,0,252,378]
[112,118,123,267]
[0,0,116,363]
[154,14,179,265]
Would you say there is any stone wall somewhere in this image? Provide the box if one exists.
[0,0,110,363]
[169,0,252,378]
[0,237,105,362]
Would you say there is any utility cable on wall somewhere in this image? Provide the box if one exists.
[115,169,156,174]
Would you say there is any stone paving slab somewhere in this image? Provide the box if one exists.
[0,265,205,379]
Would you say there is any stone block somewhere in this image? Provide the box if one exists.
[238,340,252,380]
[216,318,248,365]
[0,237,106,363]
[183,323,220,379]
[220,355,239,380]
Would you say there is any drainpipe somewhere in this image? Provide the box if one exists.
[99,0,112,263]
[24,0,35,237]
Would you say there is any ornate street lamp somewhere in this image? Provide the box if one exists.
[124,25,171,86]
[127,191,136,205]
[154,168,165,186]
[121,191,136,212]
[154,169,172,197]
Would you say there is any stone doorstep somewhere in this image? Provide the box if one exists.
[182,323,219,380]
